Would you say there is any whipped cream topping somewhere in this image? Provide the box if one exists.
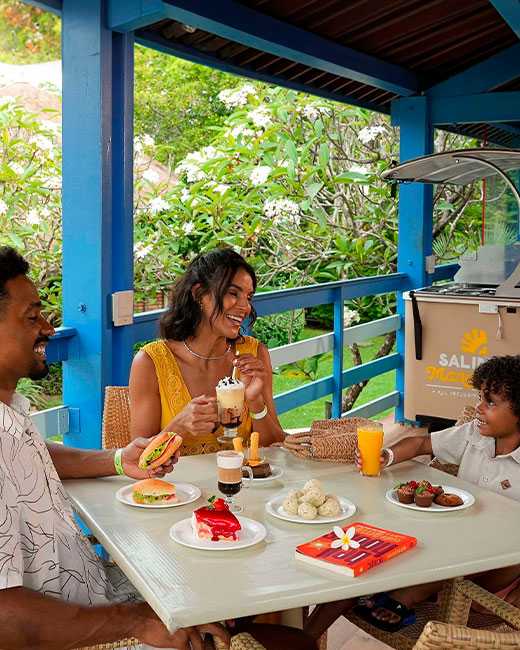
[216,376,243,389]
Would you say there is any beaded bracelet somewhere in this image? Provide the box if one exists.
[114,448,125,476]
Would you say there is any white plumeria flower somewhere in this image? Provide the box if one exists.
[182,221,195,235]
[149,196,170,214]
[180,188,191,203]
[343,307,360,327]
[41,206,51,218]
[302,105,319,121]
[263,198,300,227]
[26,209,41,225]
[0,199,8,215]
[249,106,272,129]
[249,165,271,186]
[142,168,160,184]
[230,125,254,139]
[331,526,359,551]
[143,134,155,147]
[214,183,230,195]
[358,125,386,144]
[218,84,257,109]
[134,242,153,260]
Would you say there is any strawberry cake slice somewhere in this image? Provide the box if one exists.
[191,497,241,541]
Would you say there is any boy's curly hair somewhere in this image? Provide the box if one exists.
[471,355,520,420]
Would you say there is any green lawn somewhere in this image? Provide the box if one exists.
[273,328,395,429]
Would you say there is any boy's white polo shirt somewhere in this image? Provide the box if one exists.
[431,419,520,502]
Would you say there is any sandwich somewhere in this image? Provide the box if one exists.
[132,478,177,504]
[138,432,183,470]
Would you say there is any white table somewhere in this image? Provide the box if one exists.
[65,448,520,632]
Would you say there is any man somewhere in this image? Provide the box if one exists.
[0,246,229,649]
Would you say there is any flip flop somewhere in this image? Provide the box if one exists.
[353,592,416,633]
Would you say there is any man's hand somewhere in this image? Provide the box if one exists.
[121,436,179,479]
[133,605,230,649]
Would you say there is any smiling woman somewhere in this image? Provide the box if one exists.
[129,248,285,454]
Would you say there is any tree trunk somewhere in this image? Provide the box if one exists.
[341,331,396,413]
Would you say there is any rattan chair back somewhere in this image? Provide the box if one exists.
[102,386,131,449]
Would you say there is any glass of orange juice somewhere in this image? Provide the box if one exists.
[357,423,384,476]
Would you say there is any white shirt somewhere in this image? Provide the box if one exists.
[431,419,520,502]
[0,393,134,604]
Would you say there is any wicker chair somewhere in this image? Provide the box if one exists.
[102,386,132,449]
[412,578,520,649]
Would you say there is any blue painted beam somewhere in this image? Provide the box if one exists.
[392,96,434,422]
[342,353,399,388]
[136,33,385,115]
[46,327,77,363]
[431,92,520,125]
[111,33,136,386]
[21,0,61,14]
[111,0,420,96]
[490,0,520,38]
[427,43,520,98]
[332,291,344,418]
[108,0,166,32]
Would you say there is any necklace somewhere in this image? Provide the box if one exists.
[183,339,231,361]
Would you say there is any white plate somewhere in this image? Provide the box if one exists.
[265,493,356,524]
[385,485,475,512]
[170,516,266,550]
[248,464,284,484]
[116,482,201,509]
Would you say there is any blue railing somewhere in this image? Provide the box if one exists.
[40,264,458,438]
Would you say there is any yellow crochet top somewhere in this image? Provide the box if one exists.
[141,336,259,456]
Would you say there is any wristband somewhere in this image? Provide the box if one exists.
[250,405,268,420]
[114,448,125,476]
[382,447,394,468]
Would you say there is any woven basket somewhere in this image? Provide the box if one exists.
[215,632,266,649]
[102,386,131,449]
[283,417,382,464]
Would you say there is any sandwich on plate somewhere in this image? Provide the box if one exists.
[132,478,177,504]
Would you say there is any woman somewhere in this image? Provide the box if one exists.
[129,248,285,454]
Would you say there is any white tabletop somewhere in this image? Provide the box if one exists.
[65,448,520,631]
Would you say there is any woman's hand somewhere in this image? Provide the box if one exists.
[165,395,218,436]
[121,436,179,479]
[234,353,267,406]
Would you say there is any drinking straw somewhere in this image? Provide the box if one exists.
[231,350,239,380]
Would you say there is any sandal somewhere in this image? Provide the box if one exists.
[353,592,416,632]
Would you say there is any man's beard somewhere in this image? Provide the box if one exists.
[28,361,50,380]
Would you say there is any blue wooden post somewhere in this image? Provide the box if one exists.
[62,1,134,447]
[391,97,434,423]
[332,289,344,418]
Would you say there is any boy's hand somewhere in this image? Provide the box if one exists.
[355,447,391,472]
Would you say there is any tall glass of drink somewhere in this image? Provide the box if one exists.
[216,450,253,513]
[215,377,245,445]
[357,423,384,477]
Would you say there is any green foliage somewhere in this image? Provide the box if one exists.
[0,97,62,323]
[16,377,48,409]
[0,1,60,63]
[253,309,305,348]
[134,46,240,164]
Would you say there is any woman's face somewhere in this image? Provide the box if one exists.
[200,268,254,338]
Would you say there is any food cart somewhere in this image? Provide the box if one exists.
[383,149,520,421]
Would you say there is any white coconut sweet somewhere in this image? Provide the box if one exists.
[297,502,318,520]
[303,479,323,493]
[282,493,299,515]
[318,497,341,517]
[301,487,326,507]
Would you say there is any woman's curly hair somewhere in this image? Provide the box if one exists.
[471,355,520,420]
[159,248,257,341]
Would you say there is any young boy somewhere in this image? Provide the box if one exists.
[305,354,520,637]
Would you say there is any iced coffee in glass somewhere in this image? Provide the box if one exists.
[216,376,245,444]
[216,450,252,512]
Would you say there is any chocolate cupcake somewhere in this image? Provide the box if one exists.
[414,488,434,507]
[396,484,415,504]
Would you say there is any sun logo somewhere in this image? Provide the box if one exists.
[460,329,488,355]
